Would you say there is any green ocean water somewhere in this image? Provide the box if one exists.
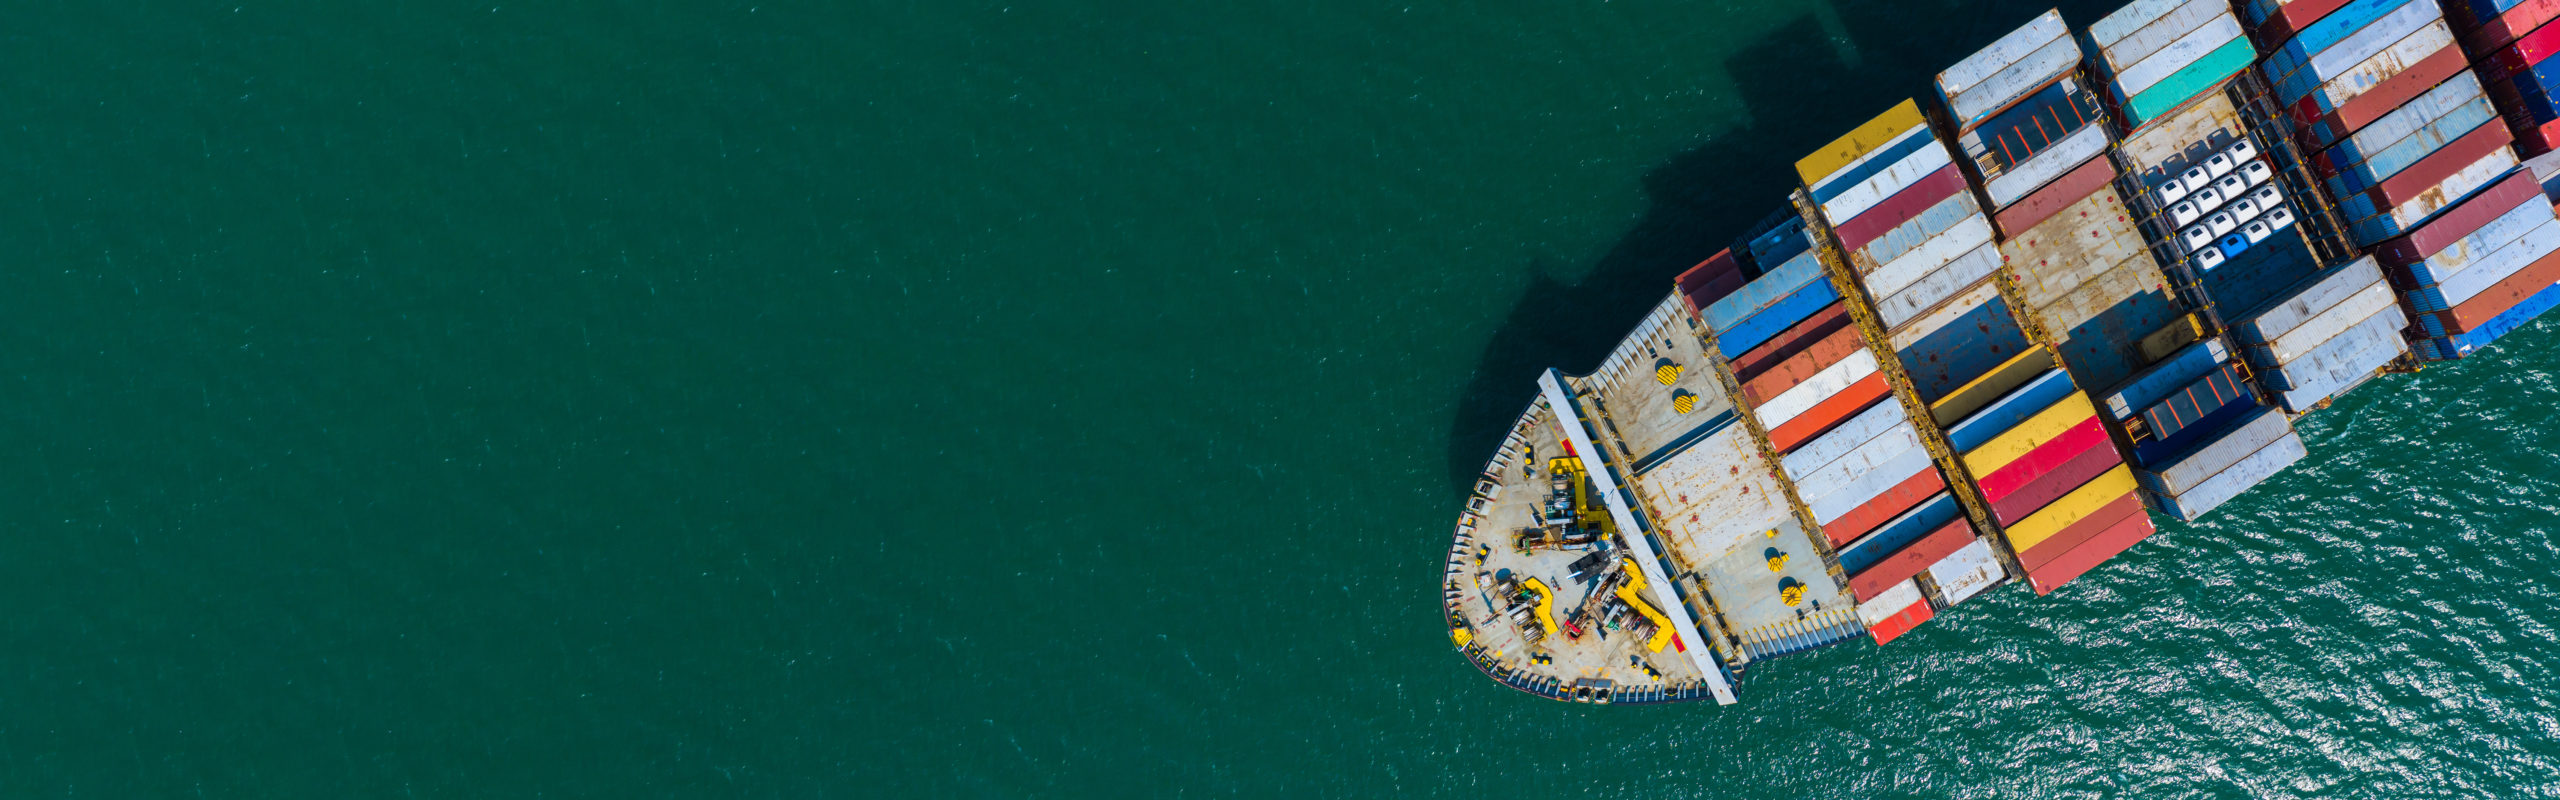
[11,1,2560,796]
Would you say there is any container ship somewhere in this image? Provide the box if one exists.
[1443,0,2560,705]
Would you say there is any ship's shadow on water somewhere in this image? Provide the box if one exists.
[1444,0,2128,496]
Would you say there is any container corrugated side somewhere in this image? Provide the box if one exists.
[2262,0,2429,87]
[2014,491,2146,574]
[2315,76,2488,179]
[1961,391,2099,478]
[2137,361,2252,440]
[1820,468,1943,546]
[1863,213,1993,295]
[1675,249,1745,317]
[1700,250,1826,333]
[2002,464,2141,553]
[1893,292,2035,404]
[2298,33,2464,150]
[2335,123,2515,222]
[2410,276,2560,358]
[2372,169,2544,263]
[2110,0,2235,69]
[1819,139,1959,225]
[2155,431,2308,520]
[1834,166,1970,255]
[1806,444,1934,525]
[1861,587,1937,645]
[2476,16,2560,83]
[1730,303,1851,383]
[2347,147,2521,246]
[2230,256,2388,344]
[1781,399,1912,481]
[1930,345,2058,427]
[1797,100,1928,188]
[2283,15,2451,110]
[1974,413,2107,502]
[2130,397,2263,466]
[2134,404,2293,496]
[2247,0,2357,44]
[2418,246,2560,333]
[1986,124,2110,209]
[2097,0,2201,47]
[2404,217,2560,310]
[2241,281,2397,366]
[1767,374,1893,452]
[2458,0,2560,53]
[1943,368,2076,451]
[2260,304,2406,398]
[1984,422,2123,526]
[2267,0,2440,100]
[2115,14,2246,101]
[2125,36,2256,125]
[1847,518,1978,603]
[2024,508,2161,595]
[1754,349,1878,430]
[1941,11,2075,127]
[2102,338,2231,419]
[1741,324,1868,405]
[2387,194,2549,285]
[1876,244,2004,329]
[1837,492,1962,576]
[1791,423,1925,504]
[1994,155,2119,237]
[1926,538,2006,606]
[1713,275,1843,359]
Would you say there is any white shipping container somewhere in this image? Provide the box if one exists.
[1878,243,2003,330]
[1820,140,1957,225]
[1859,192,1980,272]
[2093,0,2193,48]
[1987,125,2109,206]
[1782,399,1912,480]
[2106,0,2231,70]
[2231,256,2386,344]
[1951,37,2080,125]
[1925,538,2004,606]
[1755,349,1880,430]
[2438,219,2560,309]
[2116,15,2243,98]
[1867,214,1996,298]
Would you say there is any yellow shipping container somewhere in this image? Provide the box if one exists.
[2003,465,2139,552]
[1960,391,2095,477]
[1929,345,2056,426]
[1795,99,1927,187]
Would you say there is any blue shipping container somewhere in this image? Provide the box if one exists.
[1837,492,1961,575]
[2103,338,2230,420]
[1714,277,1842,359]
[1944,368,2076,453]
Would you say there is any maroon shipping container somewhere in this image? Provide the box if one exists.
[1741,324,1867,405]
[2520,117,2560,157]
[2477,17,2560,83]
[1991,437,2124,526]
[1833,165,1968,254]
[2294,44,2466,142]
[1823,467,1943,547]
[2420,246,2560,333]
[1848,518,1976,603]
[1992,155,2116,238]
[2344,120,2513,215]
[2016,491,2145,572]
[2372,169,2541,264]
[1730,302,1852,382]
[2464,0,2560,54]
[2253,0,2357,49]
[1676,249,1745,317]
[2026,508,2158,595]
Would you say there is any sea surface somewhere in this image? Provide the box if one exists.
[9,1,2560,797]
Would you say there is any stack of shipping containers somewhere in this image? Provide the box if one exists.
[2260,0,2519,246]
[2446,0,2560,151]
[2376,170,2560,357]
[2095,0,2260,127]
[1790,101,2011,645]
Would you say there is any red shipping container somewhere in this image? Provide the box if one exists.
[1990,434,2124,526]
[2518,117,2560,157]
[2344,120,2514,216]
[1731,302,1852,383]
[2478,18,2560,83]
[1766,374,1891,452]
[2373,169,2543,264]
[1833,164,1968,254]
[1866,599,1937,645]
[2293,44,2466,144]
[1824,467,1943,547]
[1676,249,1745,317]
[2422,246,2560,333]
[2027,508,2160,595]
[2016,491,2146,572]
[1974,415,2106,500]
[2464,0,2560,54]
[1848,519,1976,603]
[1741,324,1868,405]
[2253,0,2357,48]
[1992,155,2115,238]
